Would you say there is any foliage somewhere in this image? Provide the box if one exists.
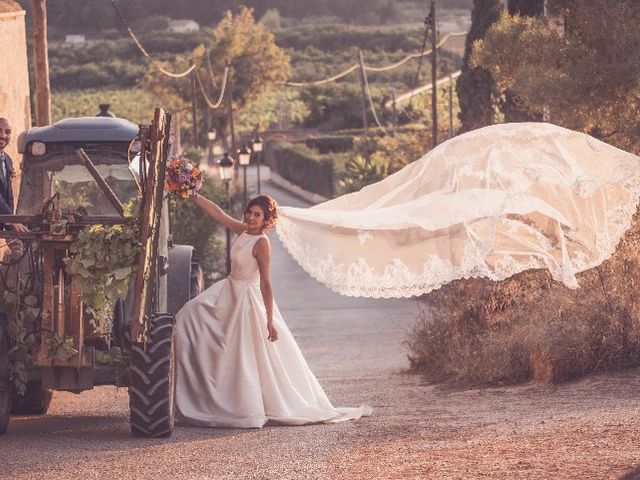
[208,8,292,110]
[267,141,346,198]
[45,335,78,362]
[507,0,544,16]
[259,9,283,30]
[298,83,381,131]
[455,0,502,132]
[19,0,472,36]
[95,346,127,384]
[235,89,310,133]
[274,24,425,53]
[131,15,171,32]
[50,59,146,90]
[303,135,355,154]
[169,172,230,282]
[356,128,430,173]
[51,88,158,124]
[2,284,39,395]
[64,200,141,333]
[407,209,640,385]
[141,7,291,146]
[337,155,388,194]
[471,1,640,154]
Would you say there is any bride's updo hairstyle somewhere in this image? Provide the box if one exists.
[245,195,278,231]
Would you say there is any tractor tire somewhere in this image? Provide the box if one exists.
[0,386,9,434]
[129,313,176,438]
[0,317,10,433]
[112,299,130,353]
[190,257,204,300]
[11,382,53,415]
[167,246,203,314]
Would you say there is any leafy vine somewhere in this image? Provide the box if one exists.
[64,199,141,333]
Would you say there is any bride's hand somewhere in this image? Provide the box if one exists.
[267,321,278,342]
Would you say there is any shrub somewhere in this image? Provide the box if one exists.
[302,135,354,153]
[51,88,158,124]
[407,210,640,385]
[266,140,347,198]
[169,172,231,283]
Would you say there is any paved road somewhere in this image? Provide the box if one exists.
[1,170,420,479]
[5,168,637,478]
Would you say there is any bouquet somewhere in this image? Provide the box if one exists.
[165,156,204,199]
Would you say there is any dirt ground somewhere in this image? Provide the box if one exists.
[2,178,639,479]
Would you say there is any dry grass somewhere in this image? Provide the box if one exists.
[407,211,640,385]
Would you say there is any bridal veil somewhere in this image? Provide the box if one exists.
[276,123,640,298]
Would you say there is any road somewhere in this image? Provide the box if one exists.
[2,168,639,479]
[1,172,420,479]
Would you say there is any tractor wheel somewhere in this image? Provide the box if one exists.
[0,386,9,434]
[167,246,203,314]
[11,382,53,415]
[0,317,10,433]
[190,257,204,300]
[129,313,176,438]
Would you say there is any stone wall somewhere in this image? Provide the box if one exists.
[0,0,31,188]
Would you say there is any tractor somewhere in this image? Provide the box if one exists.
[0,108,202,437]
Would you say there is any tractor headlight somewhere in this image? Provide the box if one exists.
[31,141,47,156]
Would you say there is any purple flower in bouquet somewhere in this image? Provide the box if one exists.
[165,155,205,199]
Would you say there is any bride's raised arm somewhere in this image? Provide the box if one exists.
[191,193,245,235]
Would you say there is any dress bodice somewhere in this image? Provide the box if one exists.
[229,232,268,285]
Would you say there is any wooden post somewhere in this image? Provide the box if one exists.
[448,72,453,138]
[131,109,170,342]
[430,1,438,148]
[32,0,51,126]
[391,90,398,129]
[357,50,369,136]
[227,77,237,163]
[191,71,198,148]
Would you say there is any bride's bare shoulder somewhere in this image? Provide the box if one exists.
[253,235,271,258]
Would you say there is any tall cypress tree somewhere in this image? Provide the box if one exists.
[501,0,545,122]
[508,0,544,16]
[456,0,502,132]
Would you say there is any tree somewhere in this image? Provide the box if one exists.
[141,7,290,147]
[507,0,544,16]
[501,0,545,122]
[472,0,640,154]
[32,0,51,125]
[455,0,502,132]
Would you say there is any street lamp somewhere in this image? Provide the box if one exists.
[252,135,263,194]
[207,130,216,166]
[238,144,251,206]
[218,152,235,275]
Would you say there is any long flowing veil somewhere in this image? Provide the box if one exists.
[275,123,640,298]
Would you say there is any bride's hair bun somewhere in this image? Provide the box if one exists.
[245,195,278,230]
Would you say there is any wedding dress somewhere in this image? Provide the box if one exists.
[276,123,640,298]
[175,231,372,428]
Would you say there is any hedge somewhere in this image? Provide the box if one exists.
[301,135,354,153]
[266,141,347,198]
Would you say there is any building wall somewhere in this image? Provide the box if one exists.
[0,1,31,189]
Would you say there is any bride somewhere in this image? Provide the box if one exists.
[174,122,640,428]
[175,193,372,428]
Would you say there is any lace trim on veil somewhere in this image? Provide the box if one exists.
[275,123,640,298]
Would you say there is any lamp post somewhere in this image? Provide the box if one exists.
[252,135,263,194]
[218,152,235,275]
[207,130,216,166]
[238,144,251,206]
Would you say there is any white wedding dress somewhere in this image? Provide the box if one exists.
[174,231,372,428]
